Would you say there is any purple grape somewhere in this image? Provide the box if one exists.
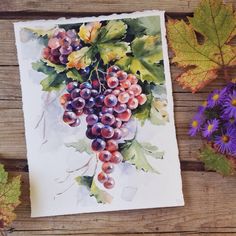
[102,107,113,114]
[80,67,90,76]
[85,97,95,108]
[51,48,60,56]
[71,88,81,99]
[91,89,99,97]
[71,97,85,109]
[63,111,77,124]
[86,127,96,139]
[80,88,91,99]
[86,114,98,126]
[104,89,112,96]
[91,122,104,136]
[83,107,94,115]
[69,118,81,127]
[59,45,72,55]
[99,150,112,162]
[66,29,77,39]
[112,128,122,140]
[64,101,74,111]
[66,81,79,92]
[104,94,118,107]
[60,36,72,46]
[112,118,122,128]
[91,138,106,152]
[59,55,68,64]
[101,113,115,125]
[101,125,114,139]
[80,82,92,89]
[91,78,100,89]
[114,103,127,113]
[94,95,105,107]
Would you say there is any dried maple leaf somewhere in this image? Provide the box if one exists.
[0,165,21,229]
[167,0,236,92]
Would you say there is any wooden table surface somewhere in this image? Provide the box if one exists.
[0,0,236,235]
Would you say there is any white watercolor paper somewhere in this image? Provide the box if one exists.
[14,10,184,217]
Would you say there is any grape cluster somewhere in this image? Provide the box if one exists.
[42,28,81,65]
[60,66,147,189]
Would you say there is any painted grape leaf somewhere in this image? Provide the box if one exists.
[99,20,127,42]
[32,60,67,91]
[121,139,160,173]
[67,47,93,70]
[124,16,161,37]
[97,42,130,65]
[200,145,235,176]
[65,139,93,155]
[24,27,55,38]
[78,22,102,44]
[66,69,83,82]
[167,0,236,92]
[140,142,164,159]
[0,164,21,228]
[75,176,113,203]
[134,93,169,126]
[116,35,164,84]
[42,59,66,73]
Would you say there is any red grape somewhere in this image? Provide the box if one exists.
[98,150,112,162]
[97,172,108,183]
[102,162,114,174]
[110,151,123,163]
[103,177,115,189]
[106,139,118,152]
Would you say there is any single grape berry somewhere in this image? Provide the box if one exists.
[91,78,100,90]
[106,139,118,152]
[104,94,118,107]
[117,109,131,122]
[94,95,105,107]
[70,88,81,99]
[110,151,123,164]
[91,138,106,152]
[91,122,104,136]
[112,128,122,140]
[118,92,130,104]
[83,107,94,115]
[86,114,98,126]
[101,125,114,139]
[80,88,91,99]
[63,111,77,124]
[59,45,72,55]
[127,74,138,84]
[114,103,127,113]
[91,89,99,97]
[102,107,113,114]
[48,38,60,49]
[98,150,112,162]
[129,84,142,96]
[103,89,113,96]
[102,162,114,174]
[97,172,108,183]
[80,82,92,89]
[85,97,95,108]
[103,177,115,189]
[112,89,121,96]
[107,76,119,88]
[69,118,81,127]
[86,128,96,139]
[112,118,122,128]
[79,67,90,76]
[101,113,115,126]
[120,79,131,89]
[64,101,74,111]
[75,109,83,117]
[137,94,147,105]
[127,98,139,110]
[71,97,85,109]
[116,70,127,81]
[60,94,71,106]
[66,81,79,92]
[107,65,120,74]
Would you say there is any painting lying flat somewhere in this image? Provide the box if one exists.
[14,11,184,217]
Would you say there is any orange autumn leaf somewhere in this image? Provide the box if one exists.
[167,0,236,93]
[78,22,101,44]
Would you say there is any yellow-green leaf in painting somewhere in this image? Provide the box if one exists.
[99,20,127,42]
[167,0,236,92]
[130,58,165,84]
[98,42,130,65]
[67,47,92,70]
[131,35,163,64]
[78,22,102,44]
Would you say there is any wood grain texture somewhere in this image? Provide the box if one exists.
[0,0,234,14]
[3,171,236,235]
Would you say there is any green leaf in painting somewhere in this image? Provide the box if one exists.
[24,27,55,38]
[75,176,113,204]
[42,59,66,73]
[66,69,83,82]
[131,35,162,64]
[40,72,66,91]
[65,139,93,155]
[98,42,130,65]
[121,139,159,173]
[99,20,127,42]
[140,142,164,159]
[115,55,132,72]
[150,98,169,125]
[200,145,235,176]
[124,16,161,37]
[32,60,54,74]
[130,59,164,84]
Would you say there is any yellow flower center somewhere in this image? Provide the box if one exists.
[207,124,213,131]
[231,99,236,107]
[221,135,229,143]
[212,94,219,101]
[192,120,198,128]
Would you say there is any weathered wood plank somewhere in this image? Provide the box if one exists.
[1,0,234,14]
[5,171,236,234]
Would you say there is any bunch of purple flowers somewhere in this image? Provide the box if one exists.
[189,82,236,157]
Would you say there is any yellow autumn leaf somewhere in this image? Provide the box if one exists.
[67,47,92,70]
[78,21,101,44]
[167,0,236,92]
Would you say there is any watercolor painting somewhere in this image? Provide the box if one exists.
[14,11,184,217]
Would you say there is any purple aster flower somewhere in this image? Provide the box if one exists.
[198,100,208,113]
[214,128,236,156]
[188,115,203,136]
[202,118,219,138]
[207,89,225,108]
[223,91,236,119]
